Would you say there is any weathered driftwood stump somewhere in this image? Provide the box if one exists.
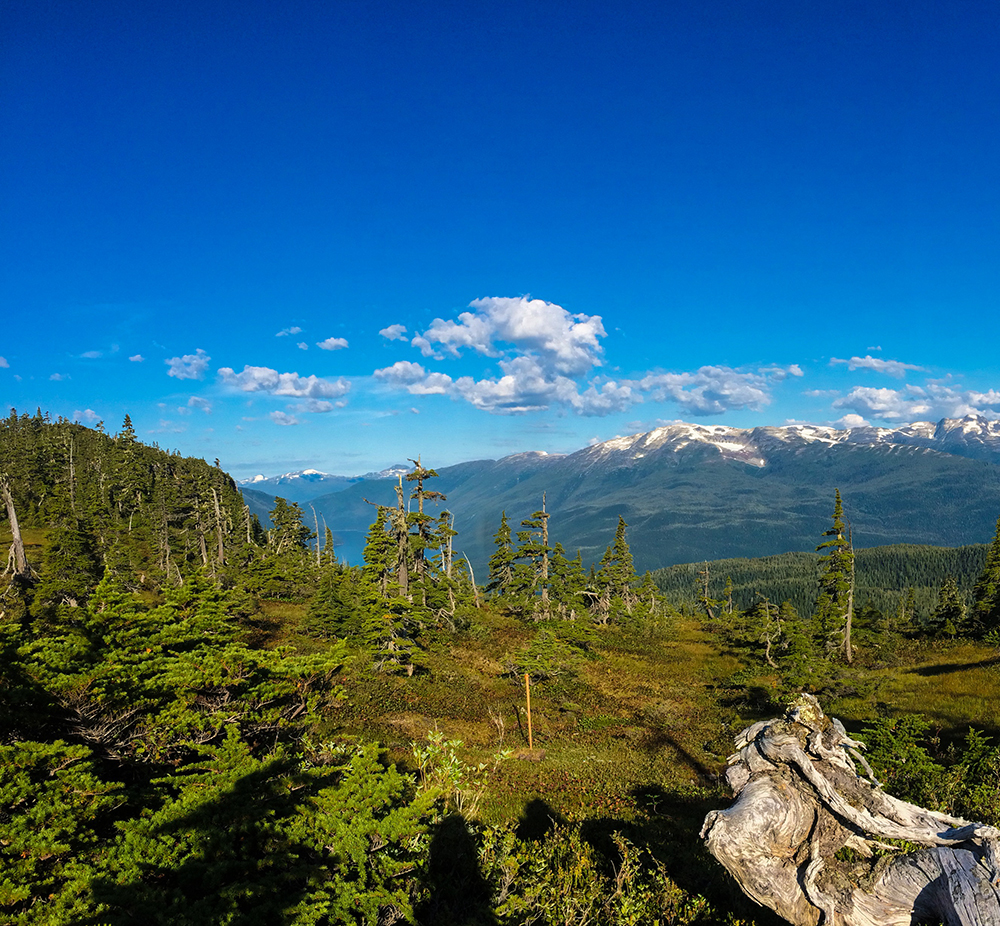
[701,694,1000,925]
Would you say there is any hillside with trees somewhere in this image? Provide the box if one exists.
[6,411,1000,925]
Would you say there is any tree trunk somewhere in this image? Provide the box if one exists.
[702,694,1000,926]
[0,475,30,578]
[211,487,225,565]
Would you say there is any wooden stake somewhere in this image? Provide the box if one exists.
[524,672,533,750]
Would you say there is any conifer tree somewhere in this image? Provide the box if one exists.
[971,515,1000,637]
[815,489,855,662]
[486,511,516,597]
[516,498,552,617]
[928,575,966,637]
[592,515,638,622]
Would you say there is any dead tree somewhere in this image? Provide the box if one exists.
[1,474,30,579]
[702,694,1000,926]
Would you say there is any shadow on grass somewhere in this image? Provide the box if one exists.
[416,814,497,926]
[579,783,787,926]
[907,656,1000,676]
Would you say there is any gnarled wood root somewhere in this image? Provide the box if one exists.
[701,695,1000,925]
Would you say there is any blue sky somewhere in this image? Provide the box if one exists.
[2,0,999,479]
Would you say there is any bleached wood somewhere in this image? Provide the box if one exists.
[702,694,1000,925]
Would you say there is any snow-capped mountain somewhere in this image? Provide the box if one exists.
[237,464,415,504]
[303,416,1000,570]
[237,469,361,503]
[571,416,1000,470]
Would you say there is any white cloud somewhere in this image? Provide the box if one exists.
[758,363,804,381]
[375,361,454,396]
[50,373,66,381]
[380,324,408,341]
[317,337,349,351]
[830,383,1000,421]
[74,408,98,422]
[297,342,308,350]
[297,399,336,413]
[637,366,773,415]
[166,348,210,380]
[374,360,429,385]
[830,355,924,378]
[269,411,299,426]
[0,356,8,368]
[81,350,102,359]
[188,396,212,413]
[834,413,870,429]
[129,354,144,362]
[414,295,606,376]
[218,365,350,398]
[276,326,302,337]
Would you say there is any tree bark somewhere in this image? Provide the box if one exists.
[702,695,1000,926]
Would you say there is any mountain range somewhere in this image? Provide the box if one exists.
[240,416,1000,572]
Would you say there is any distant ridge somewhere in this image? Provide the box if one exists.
[281,415,1000,571]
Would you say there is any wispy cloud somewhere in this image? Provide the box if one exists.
[276,326,302,337]
[830,355,924,378]
[50,373,67,381]
[297,342,308,350]
[187,396,212,413]
[129,354,144,362]
[73,408,98,422]
[317,337,348,351]
[0,356,8,368]
[269,410,299,426]
[81,350,103,359]
[166,349,210,380]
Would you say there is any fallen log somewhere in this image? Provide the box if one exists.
[701,694,1000,925]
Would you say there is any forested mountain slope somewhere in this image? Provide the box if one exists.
[653,542,991,622]
[305,425,1000,572]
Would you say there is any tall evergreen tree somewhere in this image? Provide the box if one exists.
[486,512,515,596]
[971,515,1000,637]
[815,489,855,662]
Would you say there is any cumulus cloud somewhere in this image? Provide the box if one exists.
[0,356,8,368]
[373,361,450,392]
[830,355,925,378]
[297,342,308,350]
[218,365,350,399]
[74,409,98,422]
[413,296,606,376]
[317,337,349,351]
[380,324,408,341]
[637,366,773,415]
[377,294,799,419]
[831,382,1000,422]
[166,349,210,380]
[276,326,302,337]
[188,396,212,413]
[834,413,871,429]
[129,354,144,362]
[269,411,299,426]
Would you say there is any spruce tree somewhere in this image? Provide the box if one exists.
[815,489,855,662]
[971,515,1000,637]
[486,512,516,597]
